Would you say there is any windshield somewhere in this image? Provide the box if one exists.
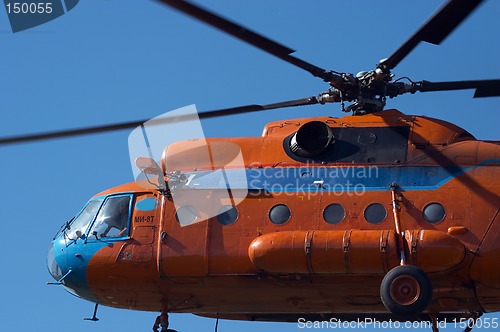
[66,200,102,240]
[88,195,131,239]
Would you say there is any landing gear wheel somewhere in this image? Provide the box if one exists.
[380,265,432,318]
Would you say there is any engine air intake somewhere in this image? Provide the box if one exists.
[289,121,334,157]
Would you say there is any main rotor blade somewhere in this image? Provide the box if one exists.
[156,0,341,83]
[415,79,500,98]
[380,0,483,71]
[0,97,319,145]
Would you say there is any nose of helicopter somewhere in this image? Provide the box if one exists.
[47,238,97,301]
[47,241,63,282]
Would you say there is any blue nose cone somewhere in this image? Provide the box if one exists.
[47,241,63,282]
[47,237,97,302]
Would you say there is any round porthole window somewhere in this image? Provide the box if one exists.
[422,203,446,223]
[217,205,238,225]
[269,204,291,224]
[175,205,198,226]
[323,204,345,224]
[364,203,386,224]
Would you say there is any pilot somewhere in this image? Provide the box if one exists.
[98,198,130,238]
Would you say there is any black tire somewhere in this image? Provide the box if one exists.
[380,265,432,318]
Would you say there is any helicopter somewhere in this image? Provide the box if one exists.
[1,1,499,332]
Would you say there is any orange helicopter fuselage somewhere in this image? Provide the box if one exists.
[48,110,500,322]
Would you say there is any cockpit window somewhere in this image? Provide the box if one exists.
[89,195,131,239]
[66,200,101,240]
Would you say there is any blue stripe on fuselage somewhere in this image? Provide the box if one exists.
[181,159,499,193]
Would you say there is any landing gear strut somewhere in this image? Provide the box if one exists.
[153,308,177,332]
[380,183,433,318]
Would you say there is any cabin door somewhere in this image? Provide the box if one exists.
[158,195,209,278]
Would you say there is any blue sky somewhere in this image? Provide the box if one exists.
[0,1,498,331]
